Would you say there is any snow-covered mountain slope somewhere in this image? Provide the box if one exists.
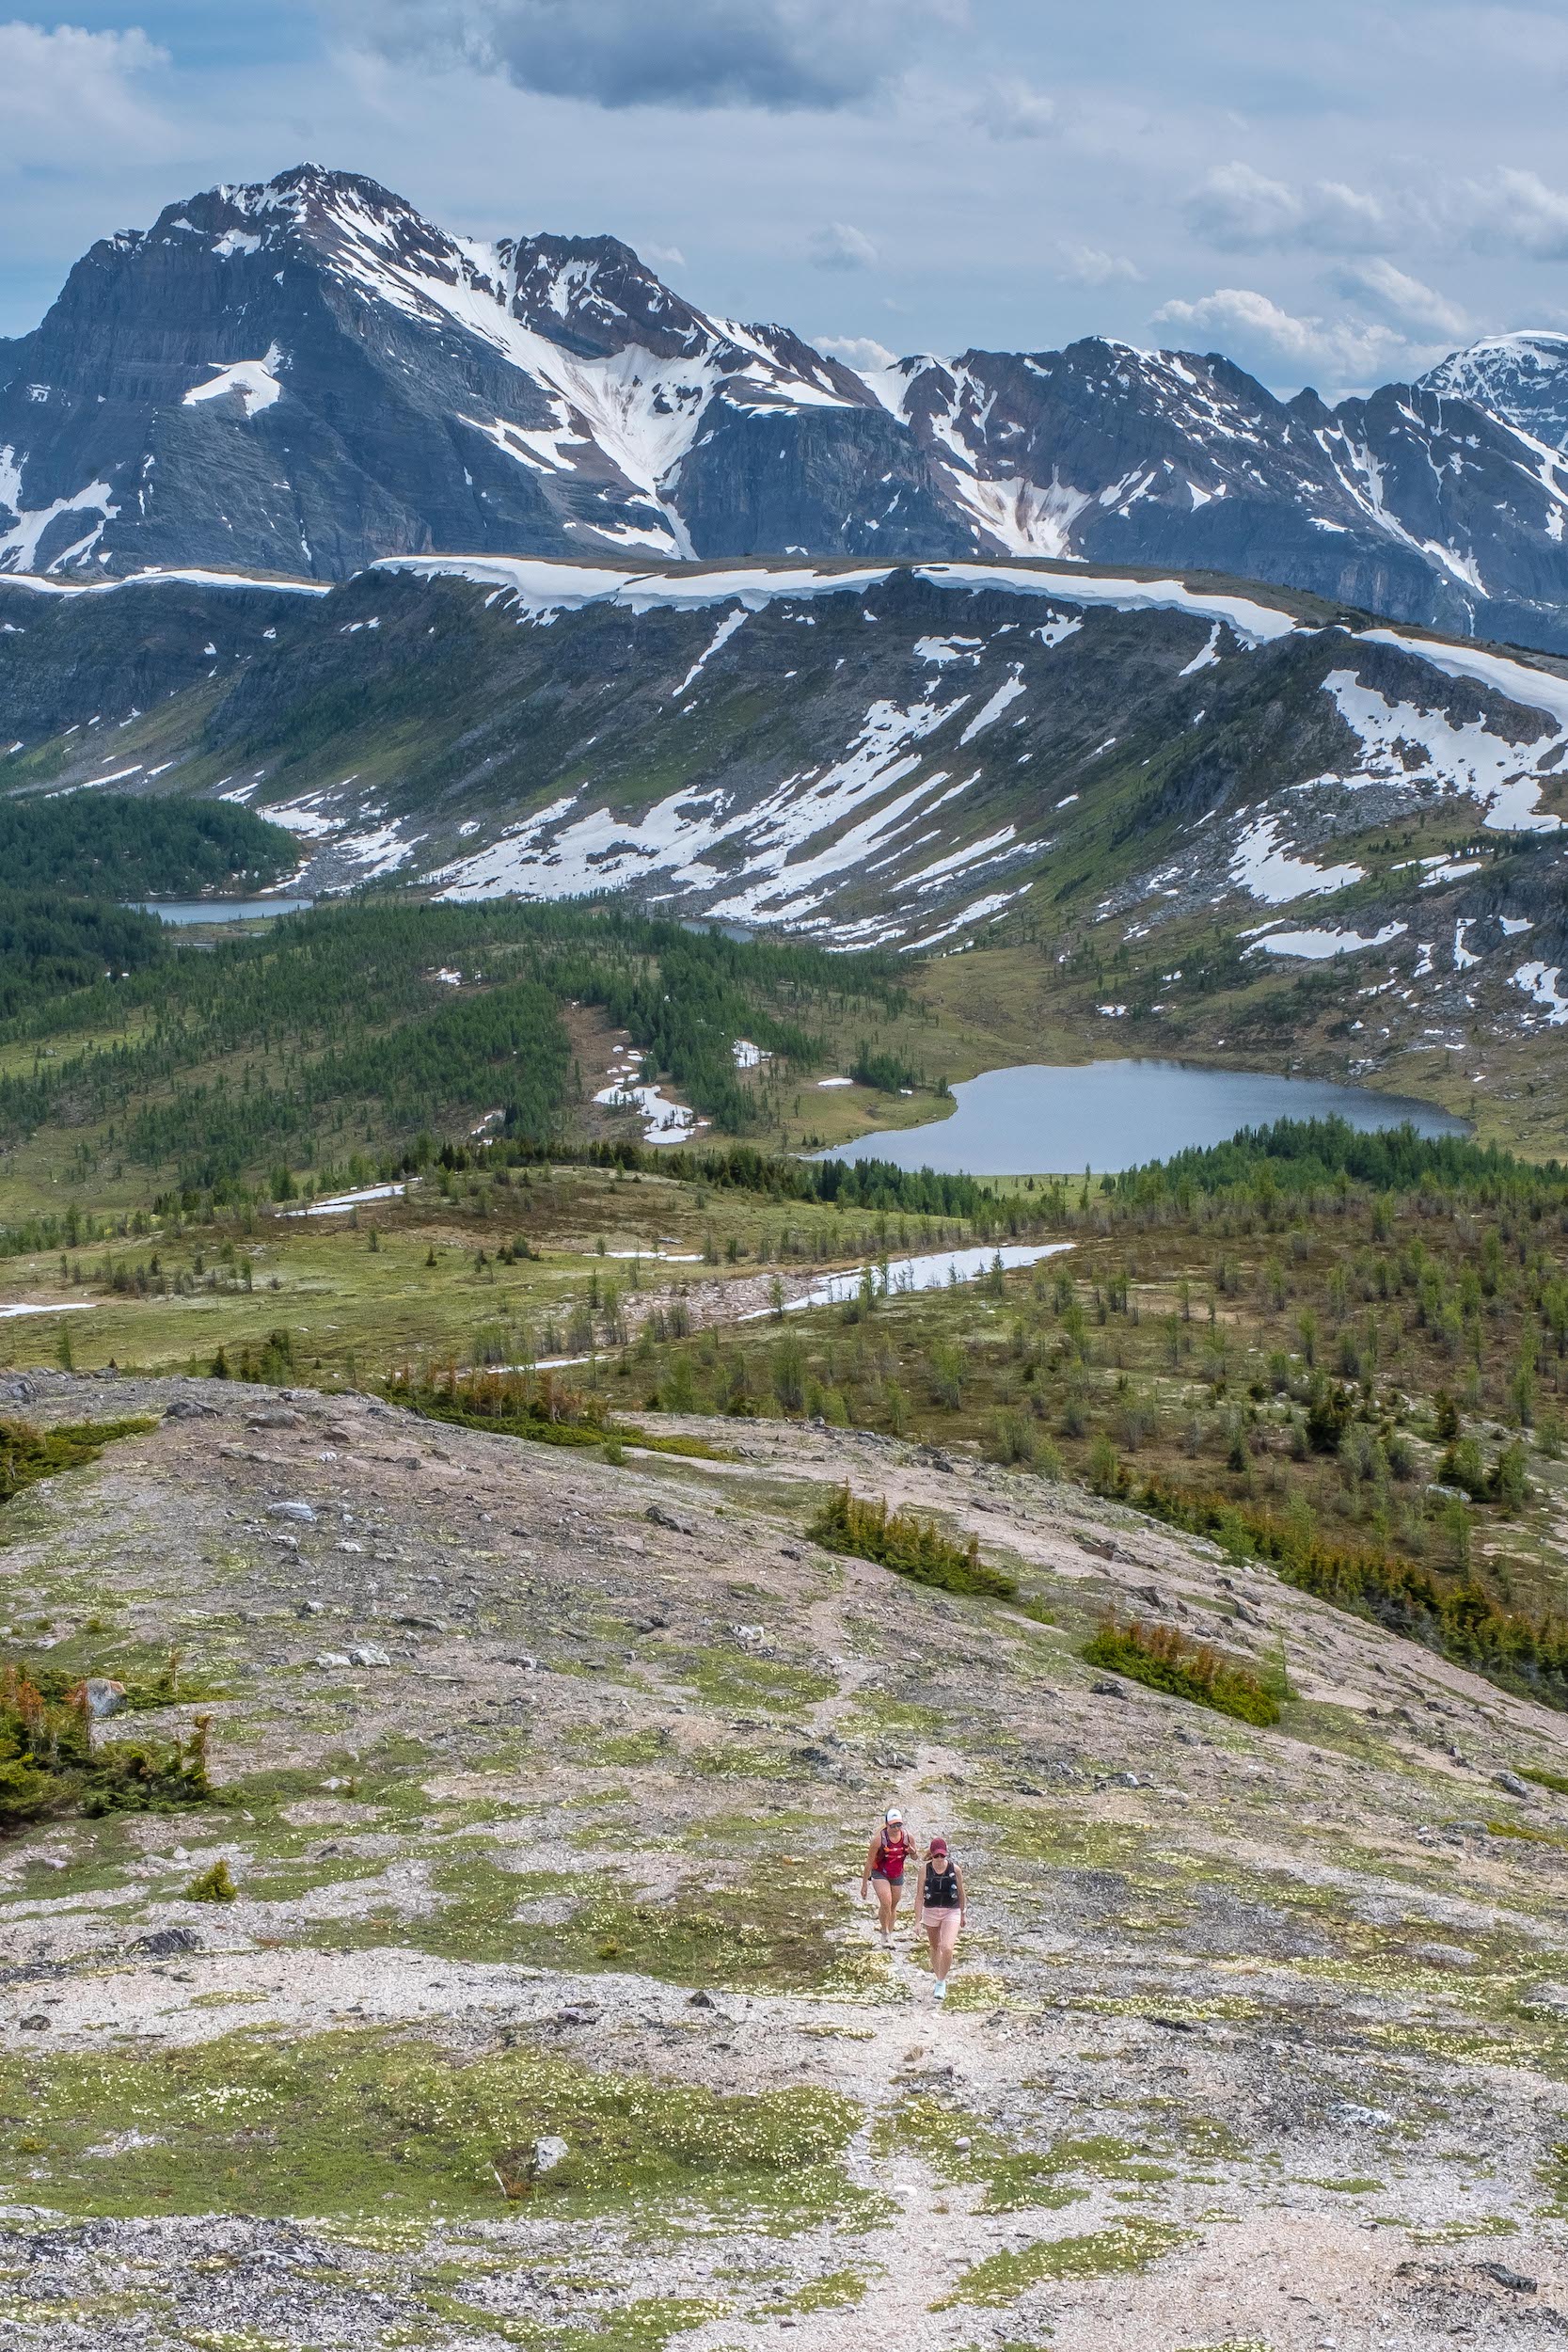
[877,338,1568,654]
[0,165,964,582]
[7,169,1568,654]
[7,556,1568,1041]
[1421,332,1568,454]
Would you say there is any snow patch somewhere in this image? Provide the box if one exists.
[1250,922,1408,961]
[1512,962,1568,1024]
[183,346,285,419]
[958,670,1025,744]
[1227,815,1364,905]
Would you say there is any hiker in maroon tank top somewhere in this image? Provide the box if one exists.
[913,1835,965,2002]
[860,1807,913,1942]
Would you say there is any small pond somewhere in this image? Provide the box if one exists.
[822,1057,1469,1176]
[130,896,315,926]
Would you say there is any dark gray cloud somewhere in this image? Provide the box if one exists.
[348,0,948,113]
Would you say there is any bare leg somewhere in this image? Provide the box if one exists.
[875,1878,897,1936]
[934,1913,961,1982]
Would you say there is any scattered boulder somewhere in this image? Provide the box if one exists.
[1477,2261,1537,2295]
[1089,1678,1127,1699]
[645,1504,694,1534]
[80,1677,127,1720]
[267,1500,318,1525]
[134,1927,201,1958]
[296,1600,326,1617]
[1494,1771,1532,1799]
[19,2014,49,2030]
[314,1651,352,1670]
[531,2135,569,2178]
[163,1396,215,1421]
[347,1645,391,1668]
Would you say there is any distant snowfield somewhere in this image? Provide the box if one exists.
[1512,961,1568,1025]
[372,551,1302,647]
[1324,662,1565,834]
[0,566,329,599]
[1228,815,1365,906]
[282,1183,407,1217]
[1250,922,1408,961]
[182,346,286,419]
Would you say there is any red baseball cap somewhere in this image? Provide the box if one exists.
[929,1836,949,1854]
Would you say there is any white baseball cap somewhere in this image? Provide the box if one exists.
[884,1807,903,1824]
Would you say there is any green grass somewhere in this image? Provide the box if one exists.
[938,2220,1188,2307]
[0,2028,863,2226]
[307,1846,847,1993]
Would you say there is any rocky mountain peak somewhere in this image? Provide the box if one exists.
[500,231,709,361]
[7,164,1568,650]
[1420,331,1568,453]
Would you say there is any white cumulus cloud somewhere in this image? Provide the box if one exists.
[1337,258,1467,338]
[809,221,879,272]
[817,333,898,372]
[1454,167,1568,261]
[1152,286,1440,392]
[0,22,168,167]
[1058,243,1143,288]
[1187,161,1391,254]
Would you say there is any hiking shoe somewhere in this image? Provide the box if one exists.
[933,1980,948,2002]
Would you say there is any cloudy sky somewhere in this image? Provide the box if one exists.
[3,0,1568,396]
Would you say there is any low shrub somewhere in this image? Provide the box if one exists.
[1084,1614,1280,1725]
[807,1484,1018,1600]
[182,1857,237,1902]
[387,1364,613,1446]
[0,1662,212,1831]
[1121,1466,1568,1710]
[0,1417,153,1507]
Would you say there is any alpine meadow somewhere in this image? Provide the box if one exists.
[7,18,1568,2350]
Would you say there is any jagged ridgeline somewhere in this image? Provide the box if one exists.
[0,898,912,1196]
